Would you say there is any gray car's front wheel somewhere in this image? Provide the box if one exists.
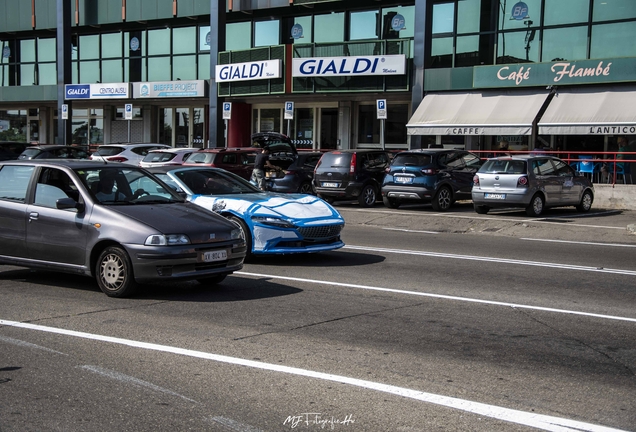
[526,193,545,216]
[96,246,137,297]
[576,190,593,212]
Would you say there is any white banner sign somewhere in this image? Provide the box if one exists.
[292,55,406,77]
[215,60,282,83]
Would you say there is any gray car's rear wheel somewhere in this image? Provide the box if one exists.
[383,196,401,209]
[474,204,490,214]
[526,193,545,216]
[576,190,593,212]
[96,246,137,297]
[358,184,377,207]
[431,186,452,211]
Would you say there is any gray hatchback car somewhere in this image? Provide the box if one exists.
[0,160,246,297]
[472,155,594,216]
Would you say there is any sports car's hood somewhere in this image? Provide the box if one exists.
[191,192,343,223]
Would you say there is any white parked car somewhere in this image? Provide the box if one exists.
[139,147,196,168]
[90,143,170,165]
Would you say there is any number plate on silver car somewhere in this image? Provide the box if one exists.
[484,193,506,199]
[321,182,339,187]
[203,250,227,262]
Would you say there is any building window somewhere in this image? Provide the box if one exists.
[593,0,636,21]
[254,20,280,47]
[314,12,345,43]
[542,26,588,62]
[544,0,589,26]
[292,16,312,44]
[591,21,636,58]
[350,10,379,41]
[226,22,252,51]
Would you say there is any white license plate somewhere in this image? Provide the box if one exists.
[322,182,339,188]
[203,250,227,262]
[395,176,413,184]
[485,193,506,199]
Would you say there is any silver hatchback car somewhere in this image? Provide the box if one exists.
[0,160,246,297]
[472,155,594,216]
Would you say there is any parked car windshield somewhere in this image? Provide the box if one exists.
[392,154,432,166]
[319,152,352,168]
[76,166,182,204]
[171,169,260,195]
[480,159,527,174]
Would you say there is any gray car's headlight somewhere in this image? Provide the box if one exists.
[144,234,191,246]
[231,229,242,240]
[251,216,295,228]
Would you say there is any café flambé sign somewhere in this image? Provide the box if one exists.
[473,57,636,88]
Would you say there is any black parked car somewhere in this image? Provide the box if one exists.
[313,149,391,207]
[0,141,31,161]
[381,149,482,211]
[18,144,90,160]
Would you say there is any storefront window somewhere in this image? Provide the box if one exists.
[198,54,210,79]
[542,26,588,62]
[173,27,196,55]
[259,108,281,133]
[591,22,636,59]
[457,0,481,34]
[148,57,171,81]
[381,6,415,39]
[70,109,103,146]
[455,35,480,67]
[314,13,345,43]
[102,33,122,58]
[173,55,196,80]
[255,20,280,47]
[386,104,408,145]
[148,29,170,56]
[544,0,589,26]
[432,2,455,34]
[159,108,173,146]
[38,38,56,62]
[292,16,312,44]
[0,110,27,142]
[498,30,539,63]
[79,60,100,83]
[498,0,542,31]
[430,37,453,68]
[226,22,251,51]
[593,0,636,21]
[294,108,314,149]
[350,10,379,41]
[79,35,99,60]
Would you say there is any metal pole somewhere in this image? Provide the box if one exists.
[224,119,228,148]
[287,119,290,137]
[380,119,385,151]
[127,120,131,143]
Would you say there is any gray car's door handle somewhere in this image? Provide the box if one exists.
[29,212,39,221]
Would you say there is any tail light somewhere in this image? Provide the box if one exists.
[517,176,529,187]
[107,156,128,162]
[349,153,357,174]
[473,175,480,186]
[421,168,438,175]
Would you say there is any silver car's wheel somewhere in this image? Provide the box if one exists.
[526,194,545,216]
[431,186,452,211]
[358,184,377,207]
[96,246,137,297]
[576,190,593,212]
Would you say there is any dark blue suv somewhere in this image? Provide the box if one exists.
[381,149,482,211]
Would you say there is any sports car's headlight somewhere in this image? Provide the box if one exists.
[144,234,191,246]
[251,216,295,228]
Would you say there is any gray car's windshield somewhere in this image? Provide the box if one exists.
[76,167,182,204]
[173,169,260,195]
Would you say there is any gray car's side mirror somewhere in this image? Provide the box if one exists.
[56,197,85,213]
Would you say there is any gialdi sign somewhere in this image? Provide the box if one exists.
[474,57,636,88]
[65,83,129,99]
[292,55,406,77]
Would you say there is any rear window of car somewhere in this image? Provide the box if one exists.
[143,152,176,163]
[480,159,527,174]
[186,152,215,164]
[95,146,124,156]
[18,148,41,159]
[131,145,166,156]
[392,153,432,166]
[319,152,352,168]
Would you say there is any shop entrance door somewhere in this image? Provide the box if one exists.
[320,108,338,150]
[159,107,206,148]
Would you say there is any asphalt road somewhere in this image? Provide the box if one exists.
[1,203,635,432]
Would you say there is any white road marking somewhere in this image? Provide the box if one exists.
[381,227,439,234]
[0,335,67,355]
[236,271,636,324]
[339,208,626,230]
[521,238,636,248]
[343,244,636,276]
[0,319,626,432]
[80,365,197,403]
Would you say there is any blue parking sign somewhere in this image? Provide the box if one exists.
[223,102,232,120]
[377,99,387,119]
